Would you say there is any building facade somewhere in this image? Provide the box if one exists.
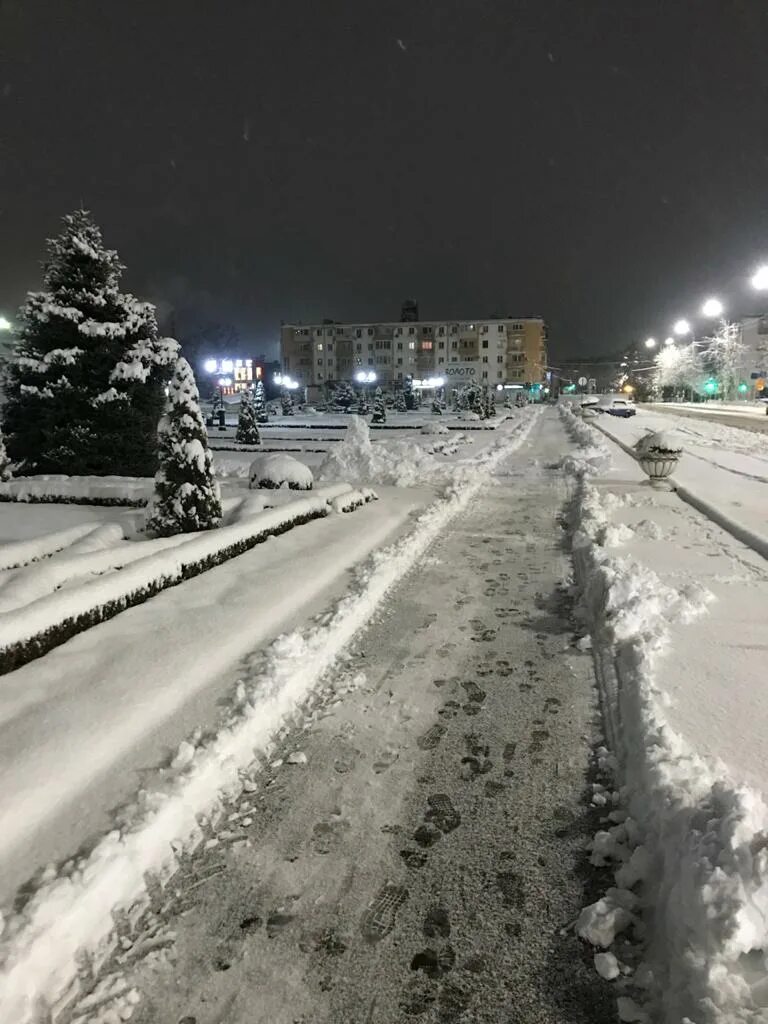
[280,316,548,393]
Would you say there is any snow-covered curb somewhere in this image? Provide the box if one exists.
[0,476,153,507]
[0,484,365,674]
[0,410,539,1023]
[558,405,611,474]
[566,469,768,1023]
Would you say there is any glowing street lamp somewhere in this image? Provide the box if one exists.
[0,316,11,331]
[702,298,724,318]
[644,337,657,349]
[751,265,768,290]
[355,370,377,383]
[673,319,691,336]
[203,358,218,373]
[664,336,675,346]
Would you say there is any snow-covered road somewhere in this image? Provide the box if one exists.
[92,410,613,1024]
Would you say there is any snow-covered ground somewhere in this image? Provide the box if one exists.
[0,410,538,1023]
[561,406,768,1022]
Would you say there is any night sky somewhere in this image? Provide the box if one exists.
[2,0,768,360]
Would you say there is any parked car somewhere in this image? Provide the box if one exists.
[597,395,636,417]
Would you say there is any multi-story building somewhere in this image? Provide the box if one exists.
[280,314,548,395]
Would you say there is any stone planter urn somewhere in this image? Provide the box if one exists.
[634,431,682,488]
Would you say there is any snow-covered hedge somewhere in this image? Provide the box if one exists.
[566,469,768,1023]
[0,485,361,675]
[0,475,153,507]
[249,453,314,490]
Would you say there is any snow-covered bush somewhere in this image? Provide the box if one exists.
[421,421,449,435]
[281,389,294,416]
[394,389,407,413]
[146,358,222,536]
[4,210,178,477]
[371,386,387,424]
[249,452,313,490]
[0,428,12,482]
[235,387,260,445]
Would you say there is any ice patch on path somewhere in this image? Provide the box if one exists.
[0,409,541,1024]
[317,415,448,487]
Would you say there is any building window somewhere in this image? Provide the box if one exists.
[438,357,445,364]
[315,329,323,337]
[451,341,458,350]
[422,326,432,335]
[395,327,402,336]
[326,328,333,336]
[498,325,504,333]
[481,355,487,363]
[317,343,323,351]
[497,355,503,363]
[512,322,523,330]
[451,356,458,362]
[397,357,403,365]
[327,343,333,352]
[450,325,457,334]
[356,343,362,352]
[482,339,488,349]
[498,370,503,378]
[408,327,415,335]
[438,341,445,349]
[421,341,433,350]
[368,327,374,335]
[408,341,416,350]
[397,342,403,350]
[355,328,361,337]
[482,371,488,379]
[318,372,324,380]
[482,326,488,334]
[438,326,445,335]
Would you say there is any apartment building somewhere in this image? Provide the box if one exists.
[280,316,548,393]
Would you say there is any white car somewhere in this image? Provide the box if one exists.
[596,395,636,418]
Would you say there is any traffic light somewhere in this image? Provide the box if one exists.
[738,382,748,394]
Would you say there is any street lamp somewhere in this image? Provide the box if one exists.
[644,337,657,349]
[702,298,724,318]
[673,319,691,336]
[664,336,675,346]
[751,265,768,290]
[0,316,11,331]
[355,370,377,384]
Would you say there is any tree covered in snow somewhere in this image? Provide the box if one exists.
[371,386,387,423]
[0,428,12,481]
[357,389,370,415]
[707,322,745,400]
[235,387,260,445]
[334,380,356,410]
[3,210,178,476]
[431,396,443,414]
[403,374,416,410]
[210,387,224,416]
[653,344,703,399]
[484,390,496,418]
[281,389,294,415]
[146,357,222,536]
[394,389,407,413]
[469,383,484,417]
[253,379,269,423]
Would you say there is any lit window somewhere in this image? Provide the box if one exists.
[408,341,416,350]
[317,343,323,351]
[422,341,433,350]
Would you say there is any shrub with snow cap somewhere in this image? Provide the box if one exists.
[249,452,313,490]
[371,386,387,424]
[253,379,269,423]
[235,387,261,445]
[146,358,222,536]
[281,389,294,416]
[4,210,177,477]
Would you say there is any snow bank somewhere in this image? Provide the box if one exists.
[317,415,450,487]
[0,522,111,571]
[565,469,768,1023]
[0,476,153,507]
[0,409,540,1024]
[557,405,612,474]
[249,452,314,490]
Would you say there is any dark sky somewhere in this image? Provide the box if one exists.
[2,0,768,360]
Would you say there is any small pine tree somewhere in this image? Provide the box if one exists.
[281,389,294,415]
[357,390,370,415]
[236,387,261,445]
[147,358,222,537]
[431,397,442,415]
[335,380,356,410]
[470,385,484,417]
[253,379,269,423]
[371,386,387,424]
[403,374,416,410]
[395,389,407,413]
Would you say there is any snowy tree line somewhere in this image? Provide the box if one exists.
[652,321,748,401]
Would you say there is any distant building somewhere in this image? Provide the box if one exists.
[279,314,548,397]
[737,316,768,392]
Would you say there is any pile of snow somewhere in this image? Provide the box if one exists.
[564,465,768,1023]
[0,410,541,1024]
[557,404,612,474]
[0,476,153,506]
[249,453,313,491]
[0,522,112,572]
[458,410,480,421]
[634,430,682,455]
[421,422,450,436]
[316,415,447,487]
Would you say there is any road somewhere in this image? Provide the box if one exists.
[642,402,768,435]
[95,413,613,1024]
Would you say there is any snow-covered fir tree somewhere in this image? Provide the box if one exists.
[253,379,269,423]
[470,384,484,417]
[403,374,416,410]
[371,386,387,423]
[236,387,260,445]
[0,428,12,482]
[394,389,407,412]
[357,390,370,415]
[334,380,356,410]
[281,388,294,415]
[146,357,222,537]
[484,390,496,418]
[3,210,177,476]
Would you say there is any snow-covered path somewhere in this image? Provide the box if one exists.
[108,412,612,1024]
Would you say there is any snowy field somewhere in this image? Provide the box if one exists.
[560,404,768,1022]
[0,409,538,1023]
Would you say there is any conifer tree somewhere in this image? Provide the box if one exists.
[395,389,407,413]
[371,386,387,424]
[253,379,269,423]
[146,357,222,536]
[0,428,12,482]
[236,387,261,444]
[281,389,294,415]
[3,210,177,476]
[403,374,416,410]
[357,389,370,415]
